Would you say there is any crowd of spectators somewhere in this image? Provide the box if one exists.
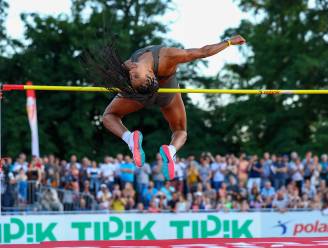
[1,151,328,213]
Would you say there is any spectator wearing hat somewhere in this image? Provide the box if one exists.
[97,184,112,210]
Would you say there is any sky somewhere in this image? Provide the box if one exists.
[5,0,248,106]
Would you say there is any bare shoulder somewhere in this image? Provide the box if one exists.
[159,47,190,67]
[160,46,203,65]
[160,47,187,58]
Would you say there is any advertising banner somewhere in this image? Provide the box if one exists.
[0,212,260,244]
[1,211,327,244]
[261,211,328,237]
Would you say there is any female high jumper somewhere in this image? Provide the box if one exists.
[87,35,246,181]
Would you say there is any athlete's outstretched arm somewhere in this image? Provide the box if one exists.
[165,35,246,65]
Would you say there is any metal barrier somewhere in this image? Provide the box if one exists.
[0,178,98,213]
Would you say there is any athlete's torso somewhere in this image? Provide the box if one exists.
[118,45,178,107]
[130,45,176,84]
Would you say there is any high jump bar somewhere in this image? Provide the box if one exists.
[2,84,328,94]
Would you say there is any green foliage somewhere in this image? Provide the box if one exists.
[215,0,328,155]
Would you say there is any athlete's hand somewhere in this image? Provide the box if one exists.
[230,35,246,45]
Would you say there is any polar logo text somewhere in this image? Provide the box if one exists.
[293,221,328,236]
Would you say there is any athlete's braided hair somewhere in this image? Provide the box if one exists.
[84,39,159,95]
[84,39,135,94]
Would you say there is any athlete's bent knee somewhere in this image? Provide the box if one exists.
[102,112,119,126]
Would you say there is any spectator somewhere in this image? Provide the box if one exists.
[63,182,77,211]
[160,181,174,201]
[13,153,28,173]
[123,182,136,199]
[191,192,205,211]
[176,194,189,212]
[152,154,165,190]
[125,196,135,210]
[226,175,239,200]
[187,161,200,193]
[204,182,216,206]
[237,154,249,185]
[81,180,95,210]
[87,160,101,194]
[240,199,250,212]
[226,155,238,178]
[218,182,228,200]
[120,155,135,188]
[142,181,158,208]
[148,199,160,213]
[100,156,116,190]
[137,202,144,213]
[299,193,311,209]
[320,154,328,184]
[288,187,301,209]
[302,179,316,199]
[15,168,28,204]
[199,155,212,187]
[97,184,112,210]
[111,191,126,211]
[271,155,288,190]
[69,163,80,182]
[247,156,262,190]
[168,192,179,212]
[289,158,304,192]
[302,151,313,180]
[40,188,63,211]
[262,152,272,184]
[173,156,186,194]
[114,153,125,185]
[249,184,260,202]
[156,193,167,211]
[67,155,81,170]
[27,157,43,204]
[311,155,321,188]
[310,194,322,210]
[211,155,226,192]
[136,161,151,201]
[272,190,289,212]
[43,155,60,187]
[79,157,91,190]
[261,181,275,203]
[250,194,264,209]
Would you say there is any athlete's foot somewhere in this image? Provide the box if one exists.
[159,145,176,180]
[129,131,145,167]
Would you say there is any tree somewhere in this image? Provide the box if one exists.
[0,0,8,52]
[208,0,328,154]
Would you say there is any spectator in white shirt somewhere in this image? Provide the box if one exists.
[13,153,28,173]
[100,156,116,190]
[211,155,226,191]
[290,158,304,192]
[66,154,81,170]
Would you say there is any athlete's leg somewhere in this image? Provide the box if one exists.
[102,97,144,137]
[159,94,187,180]
[102,97,145,167]
[160,93,187,151]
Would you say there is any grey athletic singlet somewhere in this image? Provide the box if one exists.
[118,45,178,107]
